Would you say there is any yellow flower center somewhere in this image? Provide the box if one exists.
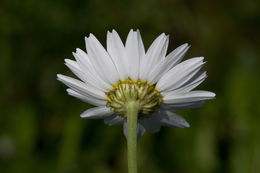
[106,78,163,117]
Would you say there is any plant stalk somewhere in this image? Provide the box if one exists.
[126,101,139,173]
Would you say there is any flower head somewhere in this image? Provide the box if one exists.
[57,29,215,139]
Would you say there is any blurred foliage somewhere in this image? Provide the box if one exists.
[0,0,260,172]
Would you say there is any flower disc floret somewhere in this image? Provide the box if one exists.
[106,78,163,117]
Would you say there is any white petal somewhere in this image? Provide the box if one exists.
[139,112,163,133]
[164,71,207,96]
[85,34,119,84]
[136,30,145,61]
[65,59,81,72]
[156,57,205,92]
[137,123,146,140]
[64,59,104,92]
[136,30,145,75]
[148,43,190,84]
[123,121,146,140]
[160,111,190,128]
[163,90,216,104]
[64,59,79,69]
[165,43,190,66]
[104,115,124,126]
[73,49,110,91]
[80,107,114,119]
[65,59,87,82]
[140,33,169,80]
[66,89,106,106]
[57,74,105,99]
[107,30,129,80]
[162,101,205,111]
[125,29,142,80]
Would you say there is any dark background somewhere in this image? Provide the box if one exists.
[0,0,259,172]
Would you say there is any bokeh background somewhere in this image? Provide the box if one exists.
[0,0,259,172]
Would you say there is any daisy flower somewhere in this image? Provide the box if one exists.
[57,29,215,139]
[58,29,216,173]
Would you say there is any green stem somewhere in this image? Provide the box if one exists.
[126,101,139,173]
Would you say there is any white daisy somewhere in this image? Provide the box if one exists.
[57,29,215,140]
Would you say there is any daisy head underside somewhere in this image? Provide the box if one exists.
[57,29,215,139]
[106,78,163,117]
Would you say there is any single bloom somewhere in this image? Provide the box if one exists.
[57,29,215,139]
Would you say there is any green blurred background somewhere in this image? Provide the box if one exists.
[0,0,259,172]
